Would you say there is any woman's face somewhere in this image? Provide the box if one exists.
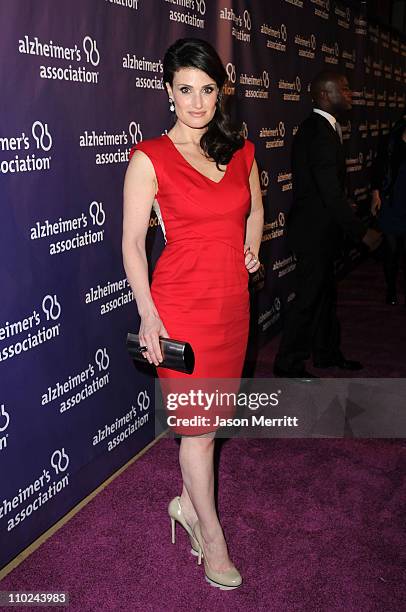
[166,67,219,129]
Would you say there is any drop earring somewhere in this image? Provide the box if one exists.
[169,98,175,112]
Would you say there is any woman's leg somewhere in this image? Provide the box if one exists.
[178,435,234,572]
[383,233,400,302]
[400,233,406,304]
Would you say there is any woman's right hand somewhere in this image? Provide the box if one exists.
[371,190,381,217]
[138,313,169,366]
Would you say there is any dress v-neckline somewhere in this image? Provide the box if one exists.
[164,134,229,185]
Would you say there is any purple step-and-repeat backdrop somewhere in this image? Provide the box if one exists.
[0,0,405,569]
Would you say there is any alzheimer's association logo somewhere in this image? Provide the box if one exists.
[83,36,100,66]
[51,448,70,474]
[129,122,143,145]
[243,10,251,30]
[195,0,206,15]
[32,121,53,151]
[0,404,10,451]
[226,63,236,84]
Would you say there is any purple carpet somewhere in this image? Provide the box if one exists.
[1,259,405,611]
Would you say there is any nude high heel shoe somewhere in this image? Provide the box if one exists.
[193,521,242,590]
[168,496,200,556]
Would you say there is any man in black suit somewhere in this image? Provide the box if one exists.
[274,71,380,378]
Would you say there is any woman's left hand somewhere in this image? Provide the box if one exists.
[371,190,382,217]
[244,245,260,273]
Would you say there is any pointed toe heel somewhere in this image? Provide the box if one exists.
[168,496,201,557]
[193,521,242,590]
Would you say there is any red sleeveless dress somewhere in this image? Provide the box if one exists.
[129,135,255,435]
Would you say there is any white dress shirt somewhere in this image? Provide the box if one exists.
[313,108,337,131]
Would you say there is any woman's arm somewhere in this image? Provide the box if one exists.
[244,159,264,273]
[122,150,168,365]
[370,189,381,216]
[370,135,389,216]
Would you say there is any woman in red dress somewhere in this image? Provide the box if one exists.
[122,38,263,589]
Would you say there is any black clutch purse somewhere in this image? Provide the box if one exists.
[126,333,195,374]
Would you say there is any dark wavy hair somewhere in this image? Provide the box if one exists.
[163,38,244,167]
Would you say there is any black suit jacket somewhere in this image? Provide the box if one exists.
[287,112,366,253]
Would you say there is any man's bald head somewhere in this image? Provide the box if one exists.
[310,71,352,116]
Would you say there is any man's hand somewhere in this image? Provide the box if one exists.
[362,228,382,251]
